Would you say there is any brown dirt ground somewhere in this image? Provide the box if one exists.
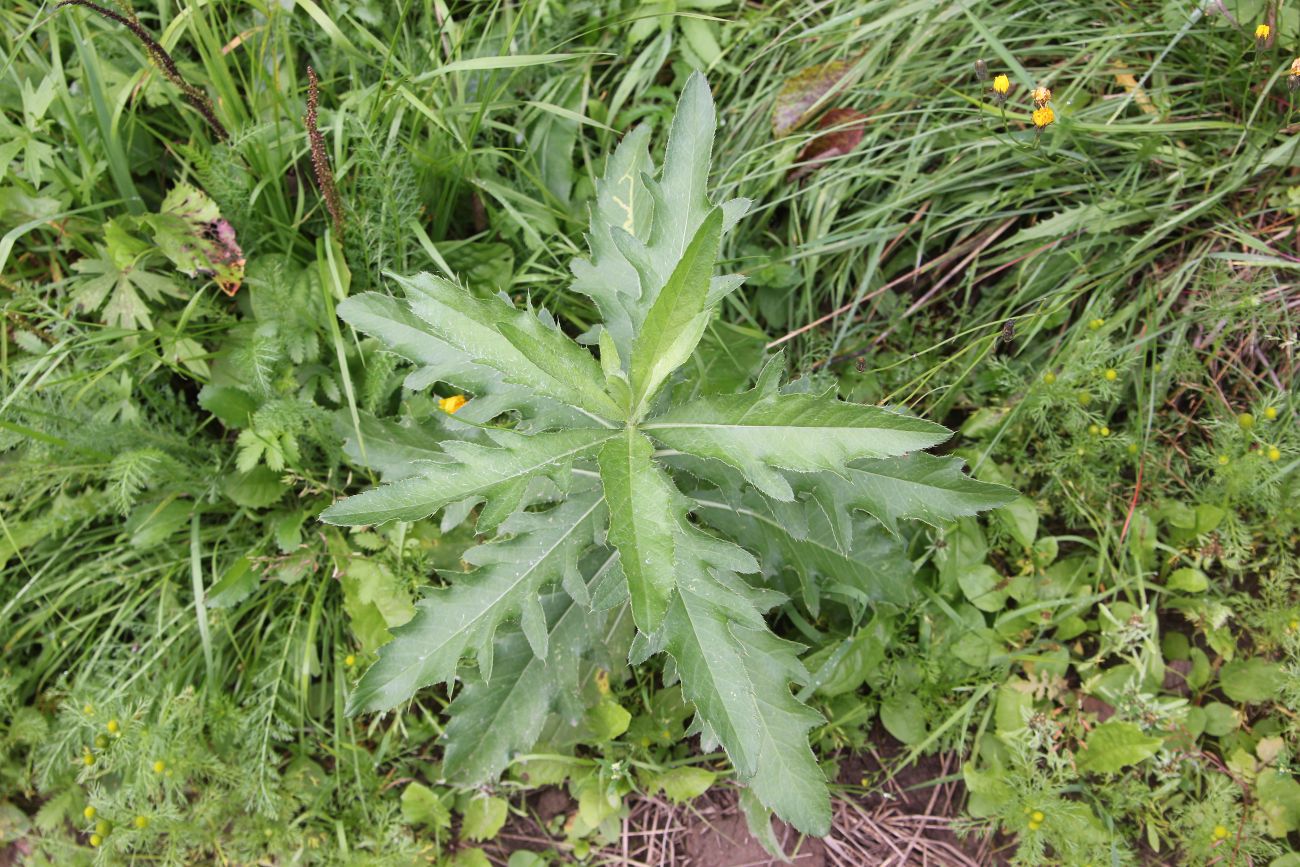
[472,745,1003,866]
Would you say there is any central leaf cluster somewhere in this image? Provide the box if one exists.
[321,73,1014,836]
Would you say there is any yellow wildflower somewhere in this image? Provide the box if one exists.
[1264,406,1278,420]
[992,74,1010,103]
[1213,824,1230,840]
[1268,446,1282,461]
[439,394,468,414]
[1104,369,1118,381]
[1257,24,1271,50]
[1032,105,1055,129]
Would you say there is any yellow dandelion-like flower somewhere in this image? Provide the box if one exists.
[1032,86,1052,107]
[439,394,468,414]
[992,74,1010,103]
[1032,105,1055,129]
[1256,23,1271,50]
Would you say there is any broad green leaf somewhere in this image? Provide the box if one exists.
[401,782,450,828]
[628,207,723,414]
[652,766,717,804]
[389,271,622,421]
[1220,659,1286,704]
[598,427,681,632]
[321,428,613,529]
[345,491,603,714]
[644,359,952,500]
[879,694,928,745]
[662,527,830,836]
[461,795,509,842]
[1076,720,1164,773]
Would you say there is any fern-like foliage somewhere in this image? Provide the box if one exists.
[323,73,1016,835]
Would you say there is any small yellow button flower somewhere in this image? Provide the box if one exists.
[89,833,103,847]
[1218,455,1230,466]
[82,751,95,766]
[1032,105,1055,129]
[1100,426,1111,437]
[1267,446,1282,461]
[1238,413,1255,429]
[1089,424,1100,436]
[1104,369,1118,381]
[152,760,166,773]
[134,815,150,830]
[1030,810,1045,823]
[344,654,356,667]
[1089,318,1105,330]
[1043,371,1056,385]
[106,719,119,734]
[439,394,468,414]
[1264,406,1278,420]
[1213,824,1229,840]
[83,704,94,716]
[84,806,96,820]
[1257,23,1271,40]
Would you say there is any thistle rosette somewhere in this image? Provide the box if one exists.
[322,73,1015,835]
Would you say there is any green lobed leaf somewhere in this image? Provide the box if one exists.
[568,72,750,362]
[644,358,952,500]
[390,271,623,422]
[321,428,613,529]
[627,206,723,415]
[662,526,830,836]
[338,290,583,429]
[345,491,604,715]
[1076,720,1164,774]
[441,556,619,784]
[598,427,681,632]
[797,452,1018,541]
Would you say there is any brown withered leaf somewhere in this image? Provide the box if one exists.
[771,58,858,138]
[787,108,868,181]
